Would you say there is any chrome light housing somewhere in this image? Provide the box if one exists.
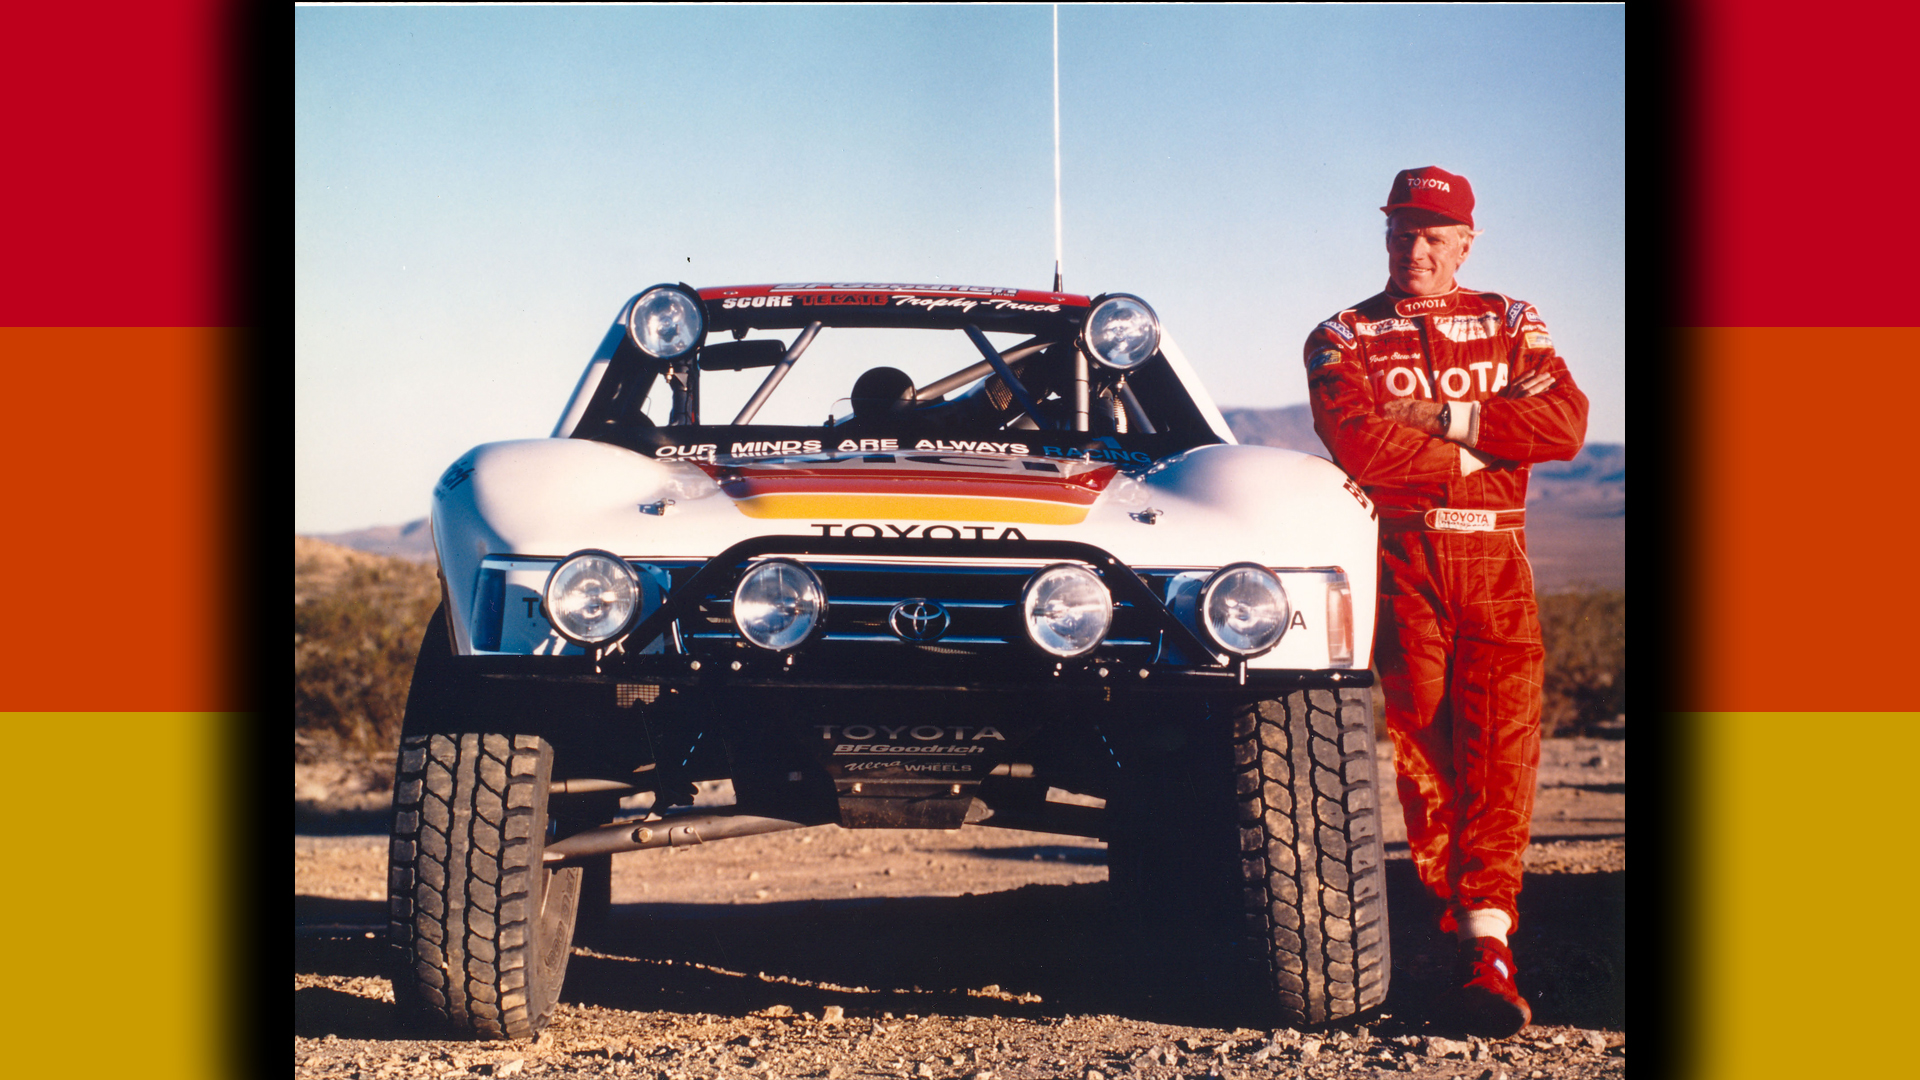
[1020,564,1112,657]
[1081,293,1161,371]
[732,558,827,651]
[627,284,706,360]
[543,550,641,645]
[1200,563,1290,656]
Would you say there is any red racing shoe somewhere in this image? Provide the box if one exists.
[1453,937,1533,1037]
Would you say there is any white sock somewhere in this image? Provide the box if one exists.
[1458,908,1512,944]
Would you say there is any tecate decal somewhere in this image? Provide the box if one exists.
[810,523,1030,540]
[798,292,890,307]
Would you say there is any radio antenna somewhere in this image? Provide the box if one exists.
[1052,4,1063,293]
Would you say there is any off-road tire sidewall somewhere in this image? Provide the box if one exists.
[388,732,583,1040]
[1232,688,1390,1025]
[1108,688,1389,1028]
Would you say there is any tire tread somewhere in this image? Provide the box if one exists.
[390,731,575,1040]
[1232,689,1391,1025]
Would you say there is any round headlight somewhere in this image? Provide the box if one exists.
[1200,564,1290,656]
[544,551,641,645]
[1081,294,1161,371]
[627,285,706,360]
[1020,564,1112,658]
[733,558,827,651]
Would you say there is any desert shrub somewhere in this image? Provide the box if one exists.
[294,548,441,760]
[1538,588,1625,736]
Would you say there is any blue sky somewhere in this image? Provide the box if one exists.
[296,4,1625,534]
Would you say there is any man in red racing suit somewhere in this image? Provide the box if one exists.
[1303,167,1587,1037]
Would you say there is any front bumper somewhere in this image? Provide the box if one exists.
[465,534,1366,686]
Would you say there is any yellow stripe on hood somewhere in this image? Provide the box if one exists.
[729,493,1092,524]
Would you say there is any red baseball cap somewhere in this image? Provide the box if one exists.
[1380,166,1475,228]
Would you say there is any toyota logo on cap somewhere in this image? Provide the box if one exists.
[888,599,950,643]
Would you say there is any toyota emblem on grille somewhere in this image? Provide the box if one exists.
[888,599,950,643]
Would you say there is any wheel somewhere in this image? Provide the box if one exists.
[1230,688,1391,1025]
[387,609,583,1039]
[389,732,582,1039]
[1107,688,1389,1027]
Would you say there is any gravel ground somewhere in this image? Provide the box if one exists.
[295,738,1625,1079]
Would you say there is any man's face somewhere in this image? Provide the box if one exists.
[1386,212,1473,296]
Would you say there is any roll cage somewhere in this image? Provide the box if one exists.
[559,284,1232,458]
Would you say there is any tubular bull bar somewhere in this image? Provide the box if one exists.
[603,533,1226,666]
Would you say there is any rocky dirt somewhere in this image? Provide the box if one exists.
[296,737,1624,1079]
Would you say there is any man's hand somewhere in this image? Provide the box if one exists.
[1380,397,1446,436]
[1503,370,1556,398]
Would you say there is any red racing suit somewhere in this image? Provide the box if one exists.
[1303,284,1587,934]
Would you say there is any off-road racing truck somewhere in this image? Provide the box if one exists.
[389,281,1388,1038]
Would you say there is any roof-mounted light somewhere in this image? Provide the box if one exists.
[1081,293,1161,371]
[627,284,706,361]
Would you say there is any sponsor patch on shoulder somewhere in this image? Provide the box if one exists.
[1524,331,1554,350]
[1505,300,1529,329]
[1308,348,1343,372]
[1317,318,1355,342]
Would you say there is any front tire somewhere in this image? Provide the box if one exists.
[1109,688,1389,1027]
[388,732,582,1040]
[1231,688,1390,1025]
